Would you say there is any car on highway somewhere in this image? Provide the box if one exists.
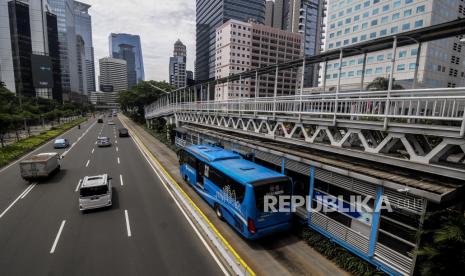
[108,121,115,125]
[53,138,69,149]
[118,128,129,137]
[97,137,111,147]
[79,174,112,211]
[97,118,104,123]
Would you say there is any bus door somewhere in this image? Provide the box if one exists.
[196,161,205,189]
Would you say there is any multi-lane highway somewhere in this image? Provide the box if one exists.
[0,116,225,275]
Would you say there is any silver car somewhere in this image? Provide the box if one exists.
[79,174,112,211]
[97,137,111,147]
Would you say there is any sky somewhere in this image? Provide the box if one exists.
[85,0,196,83]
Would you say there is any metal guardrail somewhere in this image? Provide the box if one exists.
[146,88,465,136]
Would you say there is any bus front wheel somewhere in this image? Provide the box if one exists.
[214,204,224,221]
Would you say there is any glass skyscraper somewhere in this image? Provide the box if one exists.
[109,33,144,89]
[195,0,266,81]
[73,0,96,94]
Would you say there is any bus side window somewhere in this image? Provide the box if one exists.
[178,150,185,164]
[186,153,197,169]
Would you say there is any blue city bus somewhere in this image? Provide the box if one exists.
[178,145,293,239]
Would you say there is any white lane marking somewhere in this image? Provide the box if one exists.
[117,157,120,164]
[20,183,36,199]
[61,121,97,158]
[127,126,228,275]
[95,141,97,145]
[50,220,66,254]
[0,184,37,219]
[124,210,132,237]
[116,147,119,152]
[120,174,124,186]
[91,148,94,154]
[85,160,90,167]
[75,180,82,192]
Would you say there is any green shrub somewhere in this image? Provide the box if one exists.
[0,118,85,167]
[301,228,386,276]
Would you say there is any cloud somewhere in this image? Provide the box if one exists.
[84,0,196,84]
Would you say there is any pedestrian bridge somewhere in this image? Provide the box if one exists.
[145,87,465,180]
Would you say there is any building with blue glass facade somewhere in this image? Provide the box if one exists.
[73,0,96,94]
[109,33,144,89]
[195,0,266,81]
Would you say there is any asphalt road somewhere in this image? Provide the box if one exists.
[0,116,224,276]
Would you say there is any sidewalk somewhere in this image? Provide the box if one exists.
[119,114,348,276]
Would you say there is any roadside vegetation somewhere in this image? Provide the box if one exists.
[300,228,385,276]
[118,80,175,124]
[0,117,85,167]
[415,209,465,275]
[0,82,92,147]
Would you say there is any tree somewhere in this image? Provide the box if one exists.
[118,80,175,123]
[416,209,465,275]
[366,77,403,91]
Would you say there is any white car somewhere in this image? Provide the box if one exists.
[108,121,115,125]
[79,174,112,211]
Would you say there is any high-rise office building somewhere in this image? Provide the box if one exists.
[265,0,325,87]
[195,0,266,81]
[109,33,144,89]
[48,0,80,99]
[99,57,127,92]
[74,1,96,94]
[215,19,302,100]
[322,0,465,89]
[169,39,187,88]
[0,0,62,100]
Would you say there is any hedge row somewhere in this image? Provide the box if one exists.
[301,228,386,276]
[0,117,86,167]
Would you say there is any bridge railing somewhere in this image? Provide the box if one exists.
[145,88,465,135]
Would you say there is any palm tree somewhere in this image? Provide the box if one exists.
[366,77,404,91]
[416,209,465,275]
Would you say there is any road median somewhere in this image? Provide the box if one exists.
[0,117,86,168]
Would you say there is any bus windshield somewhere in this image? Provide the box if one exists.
[253,178,292,212]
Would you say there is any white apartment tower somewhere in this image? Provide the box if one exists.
[322,0,465,89]
[99,57,128,92]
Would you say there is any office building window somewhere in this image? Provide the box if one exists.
[360,34,367,41]
[362,22,368,29]
[386,66,392,72]
[352,37,358,43]
[414,20,424,28]
[380,29,387,36]
[363,12,370,18]
[375,67,383,74]
[392,13,400,20]
[399,50,407,58]
[355,4,361,10]
[381,16,389,24]
[373,8,379,15]
[404,9,412,16]
[377,55,384,61]
[346,18,352,24]
[405,0,413,4]
[371,19,378,26]
[382,4,390,12]
[368,56,375,63]
[393,1,401,8]
[364,1,370,8]
[353,25,359,32]
[354,15,360,21]
[397,64,405,71]
[348,71,355,77]
[411,48,418,56]
[409,63,416,70]
[349,59,356,66]
[366,68,373,75]
[391,26,399,33]
[345,28,351,34]
[358,58,365,64]
[402,23,410,31]
[370,32,376,39]
[416,5,425,13]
